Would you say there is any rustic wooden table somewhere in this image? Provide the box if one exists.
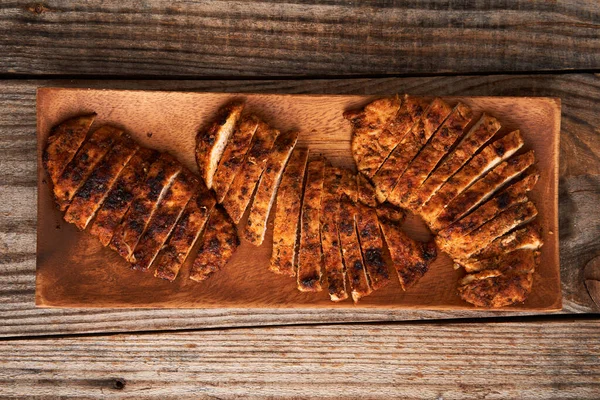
[1,1,599,398]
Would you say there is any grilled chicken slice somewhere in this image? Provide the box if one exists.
[414,114,501,208]
[356,202,391,291]
[221,121,279,224]
[297,158,325,292]
[129,170,197,270]
[340,169,358,202]
[195,102,244,189]
[440,201,538,261]
[345,95,402,178]
[397,103,473,210]
[338,194,372,302]
[89,148,158,247]
[244,131,299,246]
[357,174,378,207]
[432,151,536,231]
[43,114,96,185]
[420,130,524,229]
[154,186,217,281]
[189,206,240,282]
[460,249,539,274]
[212,115,259,203]
[378,215,437,290]
[53,126,121,211]
[437,171,539,249]
[376,202,406,224]
[374,98,452,203]
[270,147,309,276]
[64,134,138,230]
[320,167,348,301]
[109,153,182,260]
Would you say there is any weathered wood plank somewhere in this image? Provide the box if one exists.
[0,1,599,77]
[0,75,599,337]
[0,320,599,399]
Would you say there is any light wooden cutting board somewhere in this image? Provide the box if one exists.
[36,88,561,310]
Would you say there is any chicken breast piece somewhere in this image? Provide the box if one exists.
[340,169,358,202]
[297,158,325,292]
[195,101,244,189]
[189,206,240,282]
[432,151,536,232]
[420,130,524,229]
[64,134,138,230]
[212,115,259,203]
[221,121,279,224]
[356,202,391,291]
[413,114,501,208]
[376,202,406,224]
[338,194,372,302]
[460,249,539,274]
[43,113,96,185]
[357,174,378,207]
[129,170,197,270]
[154,185,217,281]
[345,95,402,178]
[109,153,182,260]
[52,125,121,211]
[244,131,299,246]
[398,103,474,210]
[270,147,309,276]
[320,167,348,301]
[89,148,158,247]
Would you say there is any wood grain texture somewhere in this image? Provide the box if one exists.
[0,75,598,336]
[0,1,599,77]
[0,320,599,399]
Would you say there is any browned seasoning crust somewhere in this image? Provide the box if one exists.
[212,115,259,203]
[189,206,240,282]
[357,173,378,207]
[338,194,372,302]
[109,153,182,260]
[130,170,197,270]
[195,101,244,189]
[414,114,501,208]
[460,249,539,274]
[356,202,390,291]
[154,185,217,281]
[244,131,299,246]
[297,158,325,292]
[270,147,309,276]
[89,147,158,247]
[221,121,279,224]
[43,113,96,185]
[64,134,138,230]
[468,224,543,264]
[340,169,358,202]
[52,126,121,211]
[376,202,406,224]
[320,167,348,302]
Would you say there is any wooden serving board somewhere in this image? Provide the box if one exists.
[36,88,561,311]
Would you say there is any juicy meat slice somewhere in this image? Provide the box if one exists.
[376,202,406,224]
[221,121,279,224]
[52,125,121,211]
[212,115,259,203]
[378,216,437,290]
[441,201,538,261]
[437,171,539,249]
[414,114,501,208]
[189,206,240,282]
[374,98,452,204]
[64,134,138,230]
[340,169,358,202]
[195,101,244,189]
[129,170,197,270]
[432,151,536,231]
[466,224,543,266]
[338,194,372,302]
[320,167,348,301]
[109,153,182,260]
[420,130,524,228]
[356,202,390,291]
[460,249,539,274]
[357,173,378,207]
[154,185,217,281]
[244,131,299,246]
[345,95,402,178]
[270,147,309,276]
[297,158,325,292]
[398,103,474,210]
[43,113,96,185]
[89,148,157,247]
